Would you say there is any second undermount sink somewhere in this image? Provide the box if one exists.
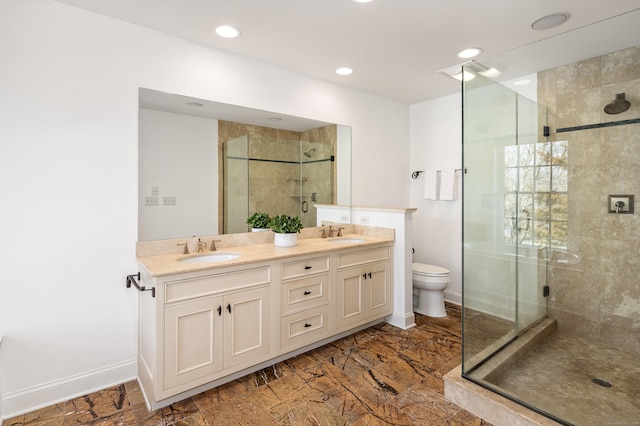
[179,252,240,264]
[328,238,366,244]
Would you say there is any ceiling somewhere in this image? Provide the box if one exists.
[55,0,640,104]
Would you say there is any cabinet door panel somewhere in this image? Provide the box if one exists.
[367,261,392,317]
[336,268,366,328]
[224,286,271,368]
[164,296,223,389]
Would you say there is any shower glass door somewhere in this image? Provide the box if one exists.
[462,68,549,379]
[223,135,249,233]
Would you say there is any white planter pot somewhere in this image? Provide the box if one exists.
[273,232,298,247]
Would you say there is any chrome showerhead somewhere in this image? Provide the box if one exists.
[604,93,631,115]
[303,148,316,158]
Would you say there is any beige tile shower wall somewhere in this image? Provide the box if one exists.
[538,46,640,354]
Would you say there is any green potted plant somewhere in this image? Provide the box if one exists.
[269,214,303,247]
[246,212,271,232]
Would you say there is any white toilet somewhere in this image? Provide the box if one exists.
[412,262,450,317]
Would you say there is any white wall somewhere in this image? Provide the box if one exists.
[138,109,218,241]
[0,0,409,417]
[409,94,463,303]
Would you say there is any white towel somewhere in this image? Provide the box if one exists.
[423,170,438,200]
[439,170,457,201]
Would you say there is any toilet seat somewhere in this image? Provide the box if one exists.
[412,262,449,276]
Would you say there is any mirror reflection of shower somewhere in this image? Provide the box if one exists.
[303,148,316,158]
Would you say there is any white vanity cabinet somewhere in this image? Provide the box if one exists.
[138,264,272,402]
[136,239,393,410]
[335,246,392,331]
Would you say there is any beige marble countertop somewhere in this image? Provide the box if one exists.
[137,232,393,277]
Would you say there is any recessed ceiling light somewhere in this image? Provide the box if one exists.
[354,0,374,3]
[336,67,353,76]
[215,25,241,38]
[458,48,482,59]
[512,79,531,86]
[531,12,570,30]
[186,102,203,107]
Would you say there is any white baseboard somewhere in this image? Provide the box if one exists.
[444,290,462,306]
[1,359,137,420]
[386,311,416,330]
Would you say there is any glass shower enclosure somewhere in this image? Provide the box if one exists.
[462,65,640,425]
[223,135,335,233]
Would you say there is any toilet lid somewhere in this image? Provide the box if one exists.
[412,262,450,276]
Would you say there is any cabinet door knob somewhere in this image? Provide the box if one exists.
[304,265,312,270]
[304,290,311,295]
[217,306,222,316]
[226,303,231,313]
[304,323,312,328]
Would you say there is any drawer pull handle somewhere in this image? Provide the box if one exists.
[304,290,312,295]
[304,323,312,328]
[304,265,312,270]
[227,303,231,313]
[362,273,367,279]
[217,306,222,316]
[368,272,372,279]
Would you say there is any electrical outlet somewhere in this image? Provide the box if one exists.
[144,196,159,206]
[163,196,176,206]
[151,186,159,196]
[360,216,369,224]
[340,215,349,222]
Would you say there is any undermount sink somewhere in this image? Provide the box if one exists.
[328,238,366,244]
[179,252,240,264]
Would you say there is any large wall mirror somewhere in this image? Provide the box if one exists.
[138,88,352,241]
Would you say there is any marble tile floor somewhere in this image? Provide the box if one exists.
[5,304,491,426]
[488,329,640,426]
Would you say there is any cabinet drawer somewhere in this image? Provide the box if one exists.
[281,256,329,280]
[281,274,329,315]
[165,267,270,304]
[281,305,330,350]
[337,246,391,269]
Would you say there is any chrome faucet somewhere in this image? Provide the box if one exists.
[320,225,327,238]
[177,242,189,254]
[328,226,337,237]
[197,238,207,253]
[337,227,345,237]
[210,239,221,251]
